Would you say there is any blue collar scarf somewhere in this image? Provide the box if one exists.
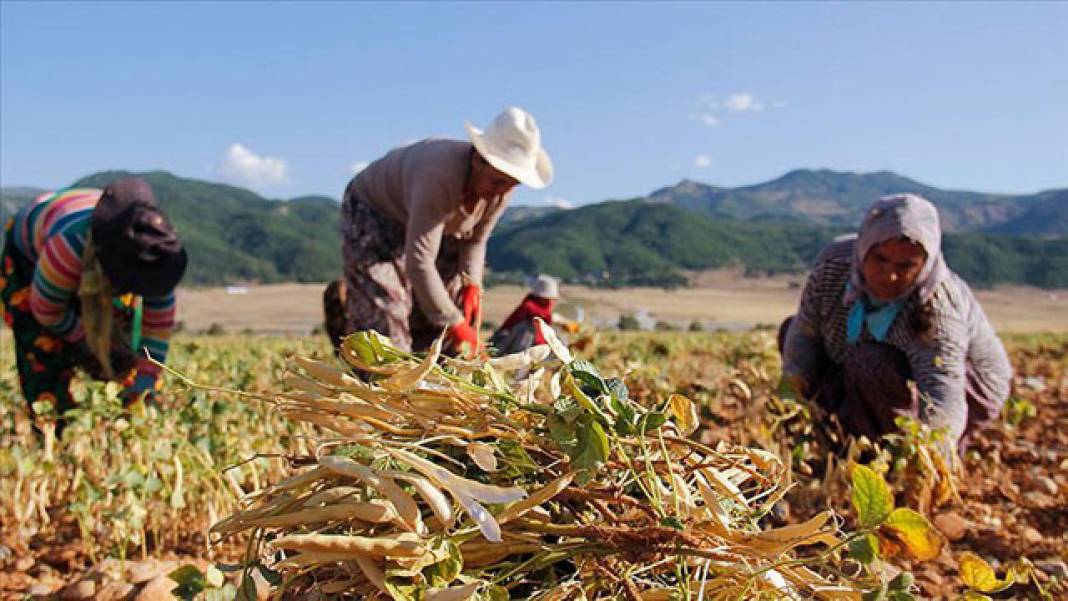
[846,284,904,344]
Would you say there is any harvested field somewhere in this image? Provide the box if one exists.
[1,328,1065,599]
[173,281,1068,335]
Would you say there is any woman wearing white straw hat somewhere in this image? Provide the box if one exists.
[325,106,553,356]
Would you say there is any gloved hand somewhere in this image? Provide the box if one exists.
[459,283,482,327]
[446,320,480,357]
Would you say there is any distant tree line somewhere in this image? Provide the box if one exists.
[2,171,1054,289]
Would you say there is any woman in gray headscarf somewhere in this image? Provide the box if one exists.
[779,194,1012,453]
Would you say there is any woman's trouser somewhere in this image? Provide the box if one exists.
[777,316,997,451]
[331,193,463,353]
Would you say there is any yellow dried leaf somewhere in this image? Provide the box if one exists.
[742,511,834,557]
[693,472,732,534]
[747,448,782,472]
[959,551,1013,593]
[668,393,699,436]
[879,507,945,561]
[700,466,747,506]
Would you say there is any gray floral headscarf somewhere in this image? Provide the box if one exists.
[845,194,949,305]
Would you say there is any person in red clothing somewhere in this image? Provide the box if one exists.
[489,275,560,355]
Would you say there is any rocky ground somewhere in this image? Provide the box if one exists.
[913,342,1067,599]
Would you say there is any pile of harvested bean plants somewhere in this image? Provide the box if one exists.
[213,320,863,599]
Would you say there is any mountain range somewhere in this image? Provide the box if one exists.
[645,170,1066,236]
[2,172,340,285]
[1,169,1064,288]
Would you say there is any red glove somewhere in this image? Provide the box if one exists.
[447,320,480,357]
[460,284,482,327]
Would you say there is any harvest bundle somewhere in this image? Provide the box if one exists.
[214,321,861,599]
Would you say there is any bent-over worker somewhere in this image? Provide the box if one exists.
[324,106,553,356]
[779,194,1012,455]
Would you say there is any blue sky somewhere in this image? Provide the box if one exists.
[2,2,1066,207]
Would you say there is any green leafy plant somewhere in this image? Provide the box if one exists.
[1003,395,1037,428]
[848,465,945,600]
[169,563,232,601]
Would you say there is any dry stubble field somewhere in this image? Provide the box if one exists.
[175,279,1068,335]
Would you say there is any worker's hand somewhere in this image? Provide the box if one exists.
[110,344,137,376]
[446,320,480,358]
[776,375,807,402]
[73,342,109,381]
[121,371,159,407]
[459,283,482,327]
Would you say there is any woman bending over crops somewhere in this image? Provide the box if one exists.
[325,107,553,356]
[778,194,1012,454]
[1,178,187,435]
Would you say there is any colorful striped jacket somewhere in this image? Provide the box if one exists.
[12,188,176,377]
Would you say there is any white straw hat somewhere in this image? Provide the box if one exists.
[465,107,553,189]
[531,274,560,299]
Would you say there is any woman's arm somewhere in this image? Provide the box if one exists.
[405,180,465,327]
[29,231,87,342]
[781,261,830,394]
[907,307,970,443]
[137,292,176,371]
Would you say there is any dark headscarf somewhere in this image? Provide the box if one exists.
[91,177,188,297]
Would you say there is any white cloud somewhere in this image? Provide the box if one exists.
[690,92,769,126]
[545,196,574,210]
[723,93,764,112]
[689,112,720,127]
[216,143,287,187]
[350,161,369,174]
[694,154,713,168]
